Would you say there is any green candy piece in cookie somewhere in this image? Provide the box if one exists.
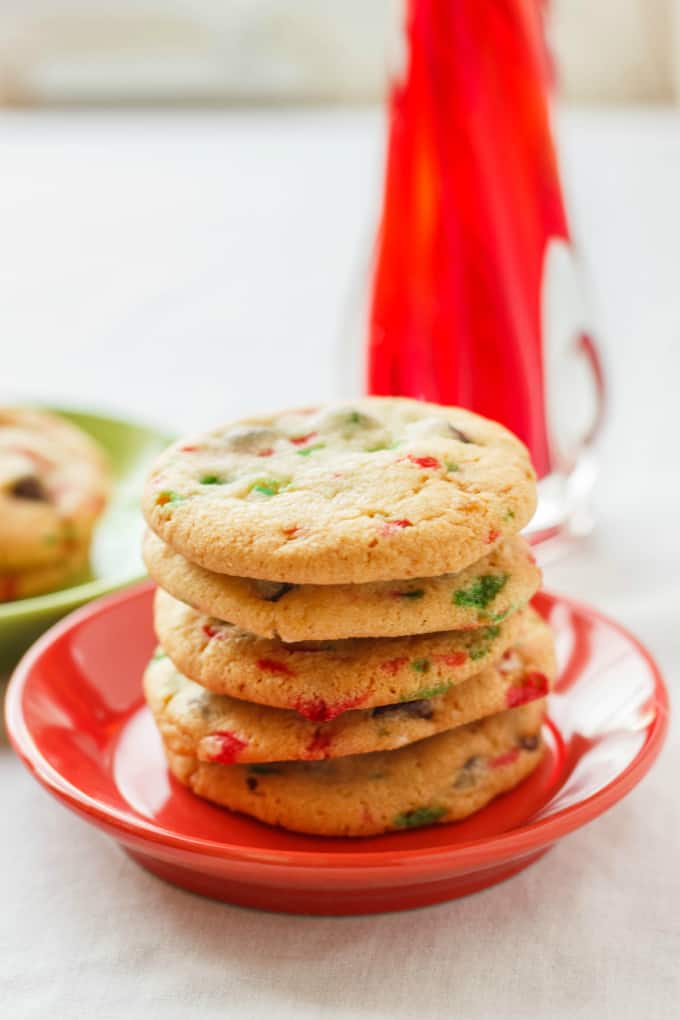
[468,624,502,660]
[403,682,450,701]
[296,443,325,457]
[393,805,447,829]
[453,573,509,610]
[480,603,518,624]
[366,439,403,452]
[250,478,290,497]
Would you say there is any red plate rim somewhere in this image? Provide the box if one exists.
[4,581,669,871]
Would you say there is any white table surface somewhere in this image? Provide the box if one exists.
[1,107,678,1020]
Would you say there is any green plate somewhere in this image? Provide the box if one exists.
[0,408,172,672]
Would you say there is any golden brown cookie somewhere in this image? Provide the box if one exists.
[0,544,90,602]
[163,700,546,836]
[142,398,536,584]
[154,587,533,719]
[143,530,540,641]
[0,408,110,570]
[145,610,555,762]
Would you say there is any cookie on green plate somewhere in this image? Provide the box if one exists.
[0,408,110,571]
[0,544,90,603]
[0,407,171,673]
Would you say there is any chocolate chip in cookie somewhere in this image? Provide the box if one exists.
[448,425,472,443]
[10,476,49,501]
[453,755,486,789]
[253,580,295,603]
[372,699,434,720]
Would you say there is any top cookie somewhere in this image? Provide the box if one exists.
[142,398,536,584]
[0,408,110,570]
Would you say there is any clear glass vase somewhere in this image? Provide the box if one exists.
[338,0,605,549]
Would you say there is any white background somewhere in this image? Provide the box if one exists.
[1,108,679,1018]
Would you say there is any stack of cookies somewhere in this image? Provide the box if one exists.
[142,398,556,837]
[0,408,110,602]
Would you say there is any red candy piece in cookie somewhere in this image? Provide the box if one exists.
[203,731,248,764]
[380,656,409,676]
[489,748,521,769]
[380,518,413,536]
[434,651,468,668]
[293,692,369,722]
[256,657,295,677]
[282,525,303,539]
[290,432,318,446]
[202,623,224,639]
[292,696,331,721]
[404,455,441,470]
[505,671,548,708]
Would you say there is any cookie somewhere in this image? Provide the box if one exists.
[143,530,540,641]
[145,610,555,763]
[162,700,546,836]
[0,545,90,602]
[142,398,536,584]
[154,587,532,719]
[0,408,110,570]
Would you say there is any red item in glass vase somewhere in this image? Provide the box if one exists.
[367,0,568,478]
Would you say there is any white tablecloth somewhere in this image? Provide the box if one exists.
[1,108,678,1019]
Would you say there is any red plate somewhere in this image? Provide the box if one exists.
[5,582,668,915]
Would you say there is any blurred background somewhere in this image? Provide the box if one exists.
[0,0,679,106]
[3,0,680,426]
